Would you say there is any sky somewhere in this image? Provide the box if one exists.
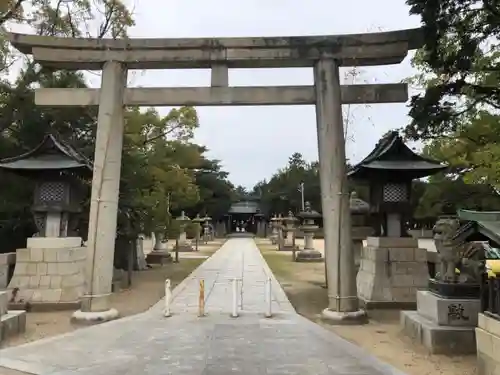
[10,0,423,189]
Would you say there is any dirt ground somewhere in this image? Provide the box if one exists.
[2,241,223,349]
[258,242,478,375]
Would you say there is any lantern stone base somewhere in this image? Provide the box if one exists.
[176,243,194,252]
[281,243,298,251]
[321,308,368,325]
[476,313,500,375]
[401,291,479,354]
[356,237,429,308]
[6,237,86,310]
[146,251,172,265]
[0,291,26,344]
[295,249,324,263]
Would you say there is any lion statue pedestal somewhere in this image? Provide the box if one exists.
[401,216,480,354]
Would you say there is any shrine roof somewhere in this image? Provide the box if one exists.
[348,131,447,180]
[0,134,92,174]
[455,209,500,246]
[228,200,260,214]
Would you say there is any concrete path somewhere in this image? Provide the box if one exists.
[0,238,406,375]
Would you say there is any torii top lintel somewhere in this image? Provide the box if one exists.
[8,28,423,70]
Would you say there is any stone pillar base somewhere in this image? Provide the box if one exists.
[476,313,500,375]
[356,237,429,307]
[321,308,368,325]
[71,308,119,325]
[7,237,86,309]
[401,290,479,354]
[281,244,298,251]
[146,251,172,265]
[295,250,323,263]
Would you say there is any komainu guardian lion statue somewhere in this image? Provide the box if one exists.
[433,216,462,282]
[433,216,485,283]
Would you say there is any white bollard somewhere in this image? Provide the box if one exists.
[265,277,272,318]
[239,278,243,309]
[164,279,172,317]
[231,278,239,318]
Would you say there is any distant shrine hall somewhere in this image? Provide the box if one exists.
[224,199,265,235]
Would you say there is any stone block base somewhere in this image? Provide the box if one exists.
[321,308,368,325]
[0,291,26,345]
[281,244,298,251]
[417,290,480,326]
[176,244,194,252]
[295,250,323,263]
[401,310,476,354]
[9,301,80,312]
[476,313,500,375]
[356,237,429,305]
[7,239,86,307]
[360,299,416,310]
[1,311,26,343]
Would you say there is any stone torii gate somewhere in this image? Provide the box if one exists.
[8,29,422,323]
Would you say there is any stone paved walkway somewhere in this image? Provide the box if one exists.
[0,238,406,375]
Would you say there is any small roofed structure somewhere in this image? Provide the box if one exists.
[0,134,92,238]
[349,131,447,237]
[225,199,264,234]
[456,210,500,252]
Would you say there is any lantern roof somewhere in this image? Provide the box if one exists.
[298,202,321,219]
[348,131,446,181]
[0,134,92,177]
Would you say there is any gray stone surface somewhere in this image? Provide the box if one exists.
[417,290,480,327]
[0,239,407,375]
[401,310,476,354]
[9,28,423,69]
[0,291,8,316]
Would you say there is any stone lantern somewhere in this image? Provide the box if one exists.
[296,202,323,262]
[275,214,285,250]
[254,212,266,237]
[0,134,91,307]
[348,131,446,238]
[349,192,373,269]
[201,215,212,243]
[146,230,172,264]
[175,211,192,252]
[350,131,443,308]
[0,135,92,240]
[281,211,298,251]
[192,214,204,251]
[269,215,279,245]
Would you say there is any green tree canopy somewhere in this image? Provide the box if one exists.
[405,0,499,139]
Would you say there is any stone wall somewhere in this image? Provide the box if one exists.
[0,252,16,289]
[7,240,86,306]
[476,313,500,375]
[357,237,429,307]
[0,291,26,344]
